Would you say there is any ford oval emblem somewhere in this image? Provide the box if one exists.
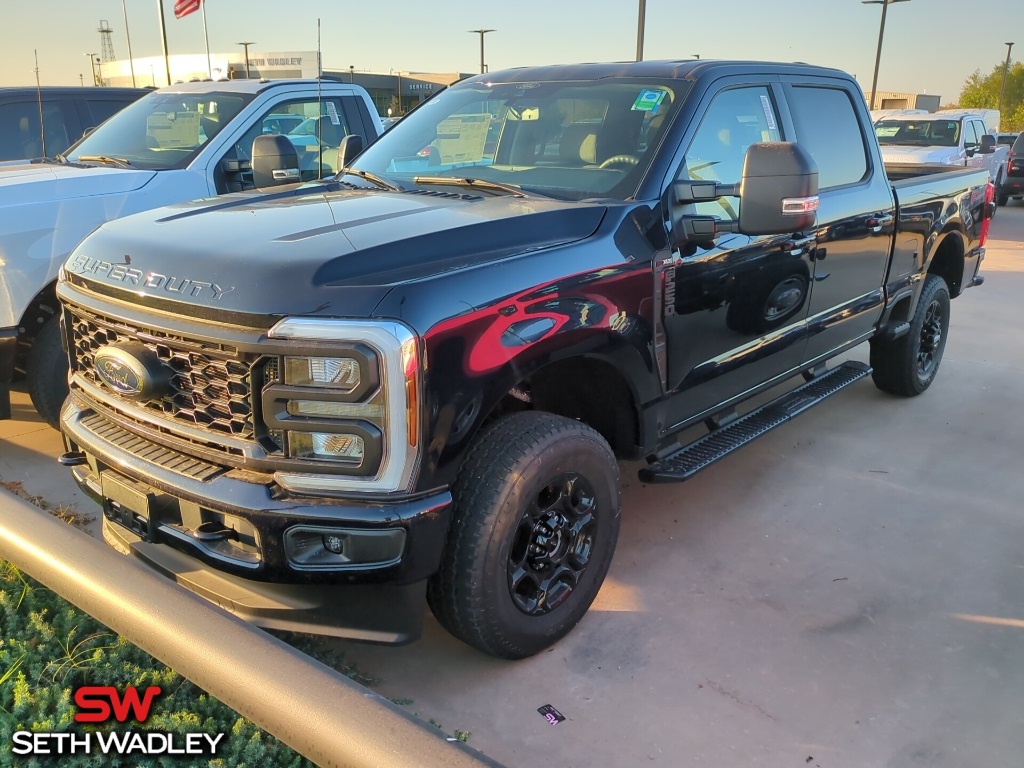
[96,355,143,396]
[93,343,171,401]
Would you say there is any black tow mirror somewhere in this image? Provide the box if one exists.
[979,134,996,154]
[338,134,364,169]
[251,134,300,188]
[737,142,819,235]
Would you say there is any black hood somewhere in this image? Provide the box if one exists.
[63,185,607,323]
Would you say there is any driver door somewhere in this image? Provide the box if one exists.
[661,84,811,425]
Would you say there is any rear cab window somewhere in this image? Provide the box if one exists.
[787,86,868,189]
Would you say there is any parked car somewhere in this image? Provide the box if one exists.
[0,79,383,426]
[875,112,1010,194]
[58,59,992,659]
[0,86,150,165]
[995,131,1019,148]
[999,131,1024,204]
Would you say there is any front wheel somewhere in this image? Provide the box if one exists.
[27,316,69,429]
[870,274,950,396]
[427,412,621,659]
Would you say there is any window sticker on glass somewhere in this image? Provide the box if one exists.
[146,112,201,148]
[325,101,341,126]
[434,113,490,164]
[759,95,777,130]
[632,89,668,113]
[875,126,900,137]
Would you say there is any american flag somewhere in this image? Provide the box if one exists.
[174,0,202,19]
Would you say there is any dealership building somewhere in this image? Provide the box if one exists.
[98,50,468,116]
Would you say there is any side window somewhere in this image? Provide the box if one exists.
[787,86,868,190]
[219,97,352,193]
[0,100,69,161]
[963,120,979,148]
[683,86,782,219]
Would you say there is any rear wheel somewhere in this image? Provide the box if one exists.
[427,412,621,659]
[27,316,69,429]
[870,274,950,396]
[997,190,1010,206]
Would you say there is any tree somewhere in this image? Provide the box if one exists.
[958,61,1024,131]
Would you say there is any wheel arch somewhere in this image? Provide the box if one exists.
[925,228,966,298]
[14,279,61,374]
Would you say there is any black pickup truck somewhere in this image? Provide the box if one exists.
[57,61,993,659]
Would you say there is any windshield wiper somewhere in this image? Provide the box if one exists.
[338,168,402,191]
[77,155,132,169]
[412,175,525,197]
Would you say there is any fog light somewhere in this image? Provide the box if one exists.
[323,534,345,554]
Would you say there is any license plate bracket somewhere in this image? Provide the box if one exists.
[100,471,154,540]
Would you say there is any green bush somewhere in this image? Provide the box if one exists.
[0,560,314,767]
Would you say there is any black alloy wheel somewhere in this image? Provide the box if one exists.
[427,411,621,659]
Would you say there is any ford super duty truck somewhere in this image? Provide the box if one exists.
[56,60,992,659]
[0,78,382,427]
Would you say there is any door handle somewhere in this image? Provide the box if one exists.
[866,214,894,233]
[781,235,816,257]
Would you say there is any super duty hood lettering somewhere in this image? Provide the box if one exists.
[67,254,235,300]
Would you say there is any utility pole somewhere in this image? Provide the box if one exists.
[999,42,1014,121]
[636,0,646,62]
[237,42,255,78]
[468,29,495,75]
[157,0,171,86]
[862,0,911,110]
[84,52,99,86]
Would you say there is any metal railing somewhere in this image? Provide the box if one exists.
[0,489,503,768]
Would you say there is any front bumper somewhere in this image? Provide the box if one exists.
[62,396,453,642]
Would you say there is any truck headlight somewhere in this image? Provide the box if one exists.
[264,318,421,495]
[288,432,366,464]
[284,357,361,391]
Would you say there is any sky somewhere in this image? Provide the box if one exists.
[0,0,1019,104]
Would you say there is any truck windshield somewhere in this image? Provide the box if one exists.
[875,119,961,148]
[351,78,688,201]
[64,91,252,170]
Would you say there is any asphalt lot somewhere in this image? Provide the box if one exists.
[2,204,1024,767]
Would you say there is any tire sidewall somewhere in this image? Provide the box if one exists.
[911,276,950,391]
[477,430,620,653]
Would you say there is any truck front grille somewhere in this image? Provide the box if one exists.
[68,305,256,439]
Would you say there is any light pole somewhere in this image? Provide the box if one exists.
[863,0,911,110]
[999,42,1014,119]
[83,53,98,86]
[468,29,495,75]
[349,65,355,83]
[236,42,255,79]
[636,0,646,62]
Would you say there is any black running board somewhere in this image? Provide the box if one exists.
[639,361,871,484]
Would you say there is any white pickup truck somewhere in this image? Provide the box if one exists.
[874,111,1010,192]
[0,78,382,426]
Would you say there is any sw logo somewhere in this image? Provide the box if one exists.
[10,685,225,757]
[74,685,162,723]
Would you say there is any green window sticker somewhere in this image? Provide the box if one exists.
[632,89,667,113]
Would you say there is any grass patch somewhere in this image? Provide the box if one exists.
[0,559,317,767]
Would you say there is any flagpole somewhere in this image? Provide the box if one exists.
[157,0,171,86]
[201,0,212,79]
[122,0,137,87]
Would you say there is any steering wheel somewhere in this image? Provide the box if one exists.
[599,154,640,169]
